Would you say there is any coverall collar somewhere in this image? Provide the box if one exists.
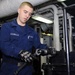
[11,19,31,34]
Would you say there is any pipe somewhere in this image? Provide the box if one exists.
[35,5,61,51]
[63,8,70,75]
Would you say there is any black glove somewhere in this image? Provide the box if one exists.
[35,47,57,56]
[47,47,57,55]
[19,50,33,63]
[35,49,47,56]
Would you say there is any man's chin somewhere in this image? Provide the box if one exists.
[22,20,26,24]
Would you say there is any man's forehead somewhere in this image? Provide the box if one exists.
[22,5,33,12]
[20,5,33,10]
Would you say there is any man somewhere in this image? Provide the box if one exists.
[0,2,47,75]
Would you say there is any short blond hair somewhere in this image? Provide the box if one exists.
[19,2,34,9]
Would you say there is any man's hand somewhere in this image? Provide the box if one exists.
[35,49,46,56]
[19,50,33,63]
[48,47,57,55]
[35,47,57,56]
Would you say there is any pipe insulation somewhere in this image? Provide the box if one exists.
[0,0,49,18]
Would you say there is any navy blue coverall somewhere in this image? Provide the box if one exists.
[0,27,2,67]
[0,19,47,75]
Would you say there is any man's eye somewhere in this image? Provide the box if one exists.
[24,11,27,13]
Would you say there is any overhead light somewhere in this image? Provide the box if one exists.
[42,33,53,36]
[57,0,66,1]
[32,14,53,24]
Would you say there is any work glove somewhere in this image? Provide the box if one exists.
[47,47,57,55]
[19,50,33,63]
[35,47,56,56]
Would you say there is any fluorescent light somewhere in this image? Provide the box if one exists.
[42,33,53,36]
[57,0,66,1]
[32,15,53,24]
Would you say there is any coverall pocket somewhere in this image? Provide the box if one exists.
[10,35,19,41]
